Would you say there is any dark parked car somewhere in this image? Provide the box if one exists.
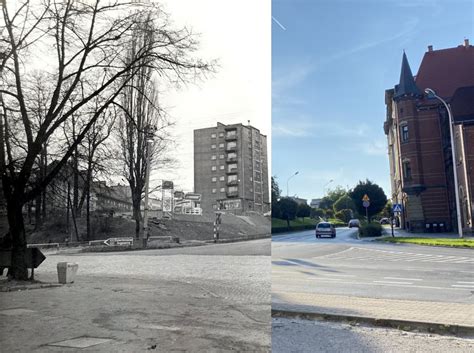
[380,217,390,225]
[348,219,360,228]
[315,222,336,238]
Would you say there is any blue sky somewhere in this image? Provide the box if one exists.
[272,0,473,201]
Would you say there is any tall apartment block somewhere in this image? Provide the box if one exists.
[384,40,473,234]
[194,122,270,215]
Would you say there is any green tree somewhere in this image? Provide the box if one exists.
[319,186,347,210]
[271,176,281,202]
[297,203,311,221]
[335,209,353,223]
[279,197,298,228]
[311,208,325,220]
[350,180,387,221]
[333,194,355,213]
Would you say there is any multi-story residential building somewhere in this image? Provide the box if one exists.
[194,122,270,215]
[384,40,474,234]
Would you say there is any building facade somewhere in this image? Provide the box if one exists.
[384,40,474,234]
[194,122,270,215]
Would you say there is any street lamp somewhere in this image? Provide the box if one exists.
[425,88,463,238]
[286,171,299,197]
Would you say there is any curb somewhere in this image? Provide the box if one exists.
[271,308,474,337]
[0,283,63,292]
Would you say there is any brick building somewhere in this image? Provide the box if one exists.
[194,122,270,215]
[384,40,474,233]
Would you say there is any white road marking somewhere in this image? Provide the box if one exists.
[456,281,474,284]
[322,274,356,278]
[451,285,474,288]
[373,280,413,285]
[383,277,423,281]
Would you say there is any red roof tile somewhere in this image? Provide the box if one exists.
[415,44,474,99]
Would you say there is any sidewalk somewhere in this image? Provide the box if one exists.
[0,275,270,352]
[382,227,473,239]
[272,291,474,336]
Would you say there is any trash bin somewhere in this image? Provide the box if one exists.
[57,262,79,284]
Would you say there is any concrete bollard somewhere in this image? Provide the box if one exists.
[57,262,79,284]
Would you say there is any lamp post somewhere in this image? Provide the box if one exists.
[286,171,299,197]
[142,124,156,247]
[425,88,463,238]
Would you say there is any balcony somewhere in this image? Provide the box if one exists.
[225,133,237,141]
[225,145,237,152]
[226,191,239,198]
[226,157,237,163]
[226,169,238,174]
[227,180,238,186]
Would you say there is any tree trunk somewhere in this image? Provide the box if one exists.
[7,197,28,280]
[132,195,142,239]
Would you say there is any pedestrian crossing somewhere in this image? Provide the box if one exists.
[315,247,474,264]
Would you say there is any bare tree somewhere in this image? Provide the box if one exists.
[0,0,212,280]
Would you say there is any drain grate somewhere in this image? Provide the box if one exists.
[48,336,112,348]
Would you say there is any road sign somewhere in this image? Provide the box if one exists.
[392,204,403,213]
[362,194,370,202]
[362,200,370,208]
[103,237,134,246]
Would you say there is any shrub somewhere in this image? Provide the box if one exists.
[359,222,383,237]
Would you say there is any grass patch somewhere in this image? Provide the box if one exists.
[376,237,474,248]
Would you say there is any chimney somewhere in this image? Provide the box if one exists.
[427,45,433,52]
[464,38,470,47]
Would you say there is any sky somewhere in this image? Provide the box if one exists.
[155,0,271,194]
[272,0,474,202]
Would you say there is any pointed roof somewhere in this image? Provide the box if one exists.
[394,52,421,100]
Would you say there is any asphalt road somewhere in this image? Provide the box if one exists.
[1,239,271,352]
[273,317,474,353]
[272,228,474,303]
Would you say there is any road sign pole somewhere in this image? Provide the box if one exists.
[366,207,368,223]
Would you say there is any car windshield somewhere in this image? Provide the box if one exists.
[318,223,331,228]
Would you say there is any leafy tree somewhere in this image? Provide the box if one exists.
[333,194,355,213]
[325,209,334,219]
[311,208,325,220]
[279,197,298,228]
[350,180,387,221]
[319,186,347,210]
[271,176,281,203]
[335,209,352,223]
[379,200,393,218]
[297,203,311,220]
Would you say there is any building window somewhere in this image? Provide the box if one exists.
[226,141,236,150]
[219,154,224,159]
[211,144,216,149]
[211,166,217,171]
[228,186,238,193]
[212,188,217,193]
[220,187,225,192]
[211,133,216,138]
[402,160,412,180]
[219,143,225,149]
[219,165,225,170]
[211,177,217,182]
[219,176,225,181]
[211,155,216,160]
[401,125,409,142]
[219,132,224,138]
